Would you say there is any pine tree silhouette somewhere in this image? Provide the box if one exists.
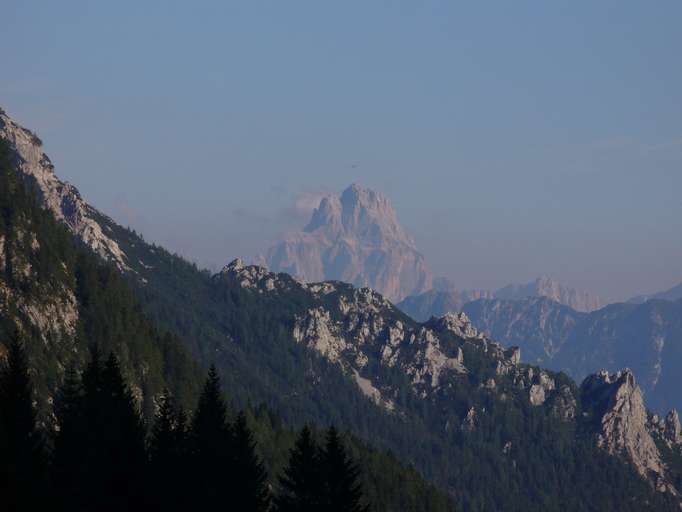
[191,365,233,507]
[68,349,148,511]
[276,425,324,511]
[149,388,190,511]
[321,427,369,512]
[52,364,86,511]
[99,353,148,510]
[0,336,47,511]
[232,411,270,511]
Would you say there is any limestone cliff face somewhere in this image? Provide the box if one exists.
[581,369,681,496]
[0,108,129,271]
[221,260,527,409]
[264,184,432,302]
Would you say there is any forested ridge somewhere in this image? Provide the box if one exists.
[0,137,454,511]
[1,135,680,510]
[104,216,680,510]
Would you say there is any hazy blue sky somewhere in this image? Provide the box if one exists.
[2,1,681,300]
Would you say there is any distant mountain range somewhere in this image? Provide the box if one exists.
[629,281,682,304]
[399,281,682,416]
[495,275,607,312]
[399,275,607,321]
[262,184,432,302]
[2,106,682,508]
[460,297,682,416]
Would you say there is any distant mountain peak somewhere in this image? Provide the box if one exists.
[264,184,431,302]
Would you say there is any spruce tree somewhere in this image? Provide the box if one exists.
[191,365,233,507]
[149,388,190,510]
[321,427,369,512]
[98,353,148,509]
[232,411,270,511]
[0,336,47,511]
[52,364,86,511]
[71,349,148,511]
[276,425,324,512]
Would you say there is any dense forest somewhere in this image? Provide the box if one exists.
[0,339,374,511]
[1,134,680,510]
[104,217,680,510]
[0,138,453,512]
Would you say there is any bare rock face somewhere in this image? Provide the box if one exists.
[222,261,532,412]
[496,275,605,313]
[0,108,129,271]
[581,369,678,495]
[264,184,432,302]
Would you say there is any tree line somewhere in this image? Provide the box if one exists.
[0,337,370,512]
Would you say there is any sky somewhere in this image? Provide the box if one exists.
[2,1,681,301]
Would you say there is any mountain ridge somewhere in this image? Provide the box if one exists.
[2,107,682,509]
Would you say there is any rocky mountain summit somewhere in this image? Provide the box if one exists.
[263,184,432,302]
[581,369,681,495]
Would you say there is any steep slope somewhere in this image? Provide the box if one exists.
[0,108,129,271]
[462,297,682,415]
[0,137,202,416]
[3,107,681,509]
[0,118,458,512]
[263,184,432,302]
[630,281,682,304]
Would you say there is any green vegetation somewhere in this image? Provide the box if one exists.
[0,138,455,512]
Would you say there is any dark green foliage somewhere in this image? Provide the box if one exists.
[276,425,325,511]
[321,426,370,512]
[0,336,47,511]
[0,138,202,420]
[233,411,271,511]
[100,200,682,510]
[148,388,190,510]
[56,349,148,511]
[191,365,234,508]
[276,425,370,512]
[0,137,454,512]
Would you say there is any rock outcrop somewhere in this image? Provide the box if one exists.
[461,296,682,416]
[0,108,129,271]
[263,184,432,302]
[581,369,681,495]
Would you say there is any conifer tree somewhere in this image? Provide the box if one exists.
[232,411,270,511]
[321,427,369,512]
[276,425,324,512]
[0,336,47,511]
[191,365,233,507]
[149,388,190,510]
[52,364,86,510]
[70,349,148,511]
[98,353,148,508]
